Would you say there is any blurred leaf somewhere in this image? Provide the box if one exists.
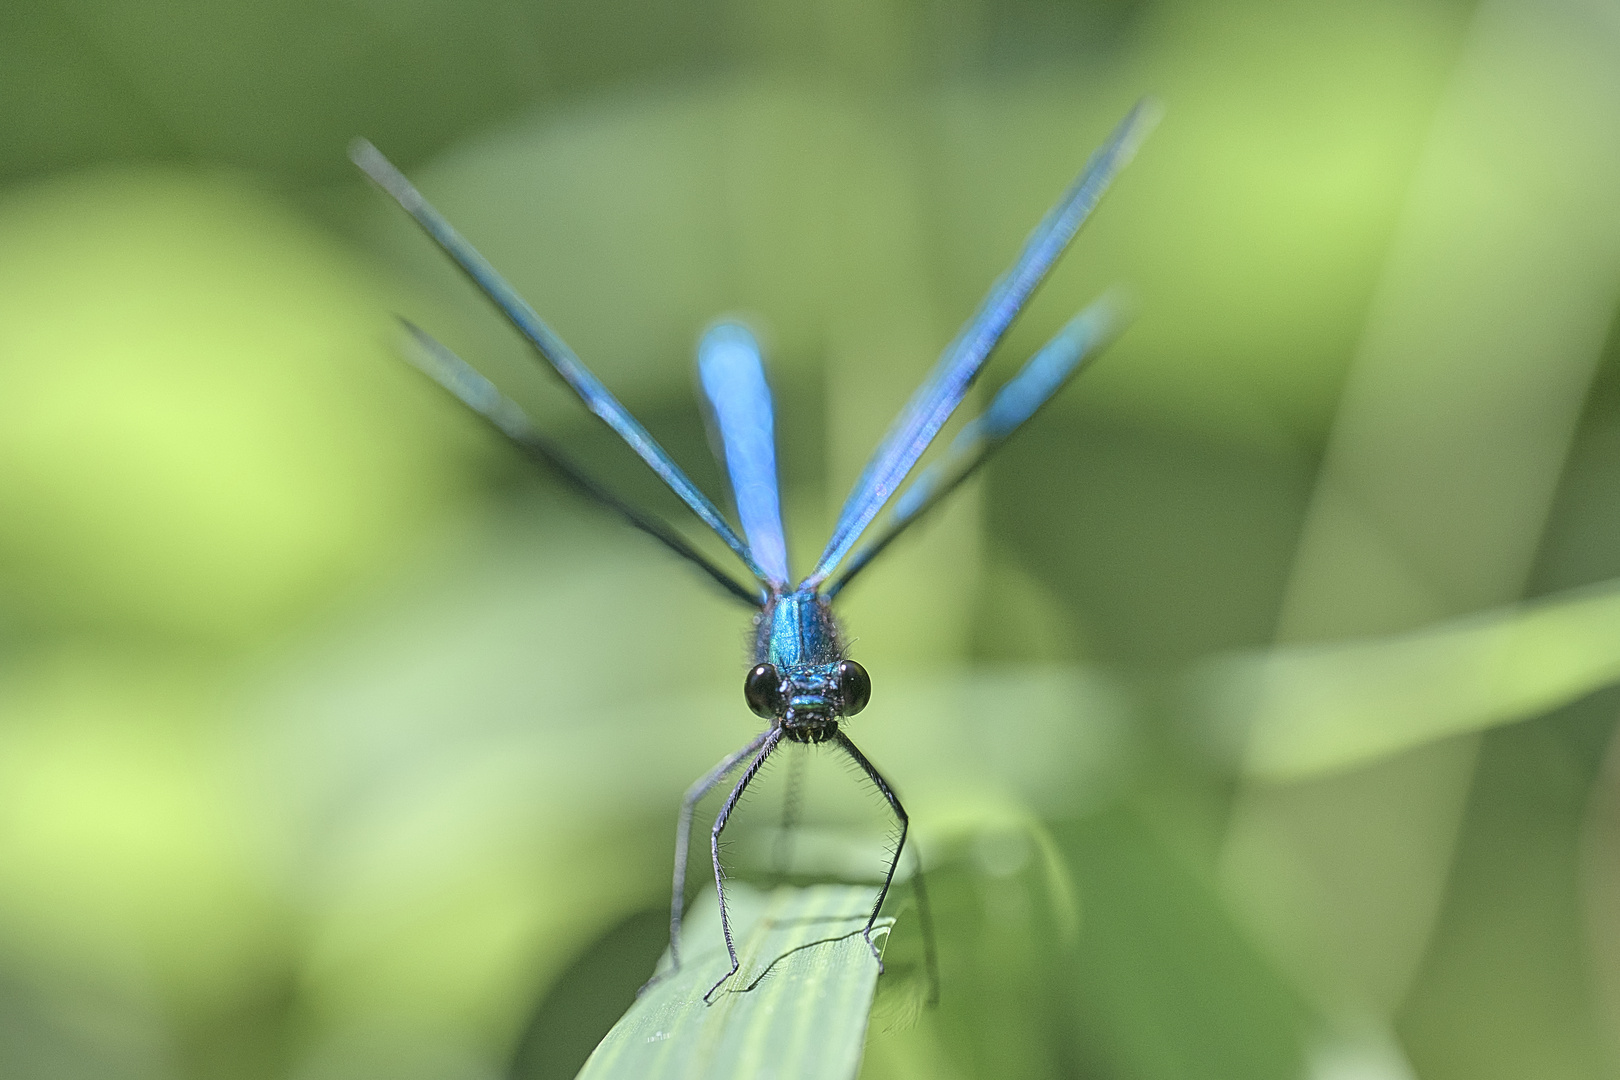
[1188,576,1620,780]
[1060,807,1313,1080]
[1579,700,1620,1068]
[860,836,1079,1080]
[992,405,1316,666]
[511,909,671,1080]
[1399,708,1618,1080]
[578,883,888,1080]
[0,0,732,187]
[0,167,471,642]
[0,647,297,1076]
[1218,738,1476,1028]
[1264,0,1620,648]
[1215,0,1620,1039]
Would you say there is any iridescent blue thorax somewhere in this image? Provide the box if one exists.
[752,589,844,742]
[755,590,841,668]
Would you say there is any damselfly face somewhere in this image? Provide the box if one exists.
[745,590,870,742]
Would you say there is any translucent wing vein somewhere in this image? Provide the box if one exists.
[806,100,1158,587]
[401,321,763,606]
[825,295,1125,597]
[698,323,791,588]
[351,139,768,585]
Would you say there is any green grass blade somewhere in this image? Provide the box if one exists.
[577,883,890,1080]
[1188,575,1620,779]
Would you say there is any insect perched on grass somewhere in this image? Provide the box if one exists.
[352,99,1154,1002]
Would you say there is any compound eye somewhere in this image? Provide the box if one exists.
[744,663,783,718]
[837,660,871,716]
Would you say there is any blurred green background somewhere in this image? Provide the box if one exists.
[4,0,1620,1077]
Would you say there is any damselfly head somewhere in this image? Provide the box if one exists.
[742,658,871,728]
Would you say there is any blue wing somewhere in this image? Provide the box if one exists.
[804,100,1158,588]
[823,296,1124,597]
[400,319,765,606]
[351,139,769,586]
[698,323,791,588]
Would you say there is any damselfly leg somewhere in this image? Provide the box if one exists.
[663,730,771,977]
[832,732,908,967]
[706,729,785,1001]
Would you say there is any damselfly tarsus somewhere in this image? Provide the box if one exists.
[353,99,1155,1002]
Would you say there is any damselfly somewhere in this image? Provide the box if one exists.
[352,99,1155,1002]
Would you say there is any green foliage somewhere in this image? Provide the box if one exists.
[579,884,889,1080]
[1060,809,1312,1080]
[1190,577,1620,779]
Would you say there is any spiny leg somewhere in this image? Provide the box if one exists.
[832,731,908,970]
[667,730,770,972]
[706,728,784,1002]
